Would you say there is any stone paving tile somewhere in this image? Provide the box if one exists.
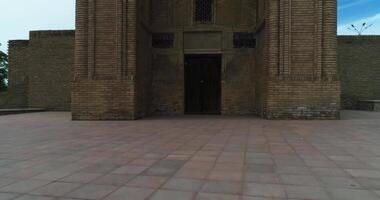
[208,170,242,182]
[0,179,50,193]
[346,169,380,178]
[162,178,203,192]
[280,174,320,186]
[13,195,55,200]
[319,176,362,189]
[244,173,281,184]
[1,111,380,199]
[104,186,154,200]
[0,192,19,200]
[310,167,348,177]
[284,185,330,200]
[149,189,195,200]
[243,183,287,199]
[328,188,380,200]
[2,168,45,179]
[241,196,285,200]
[126,175,168,189]
[59,172,104,183]
[0,178,18,188]
[195,192,240,200]
[93,174,135,186]
[356,178,380,189]
[30,181,82,197]
[201,180,242,194]
[65,184,118,200]
[174,168,210,179]
[32,170,73,181]
[111,165,148,175]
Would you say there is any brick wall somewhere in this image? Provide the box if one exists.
[0,40,29,109]
[1,31,74,110]
[28,31,74,110]
[338,36,380,109]
[260,0,340,119]
[71,80,134,120]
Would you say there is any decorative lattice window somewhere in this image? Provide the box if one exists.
[233,32,256,48]
[194,0,214,23]
[152,33,174,48]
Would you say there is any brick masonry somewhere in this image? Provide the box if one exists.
[338,36,380,109]
[2,0,349,120]
[0,31,74,111]
[71,0,341,120]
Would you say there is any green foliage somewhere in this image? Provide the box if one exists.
[0,50,8,92]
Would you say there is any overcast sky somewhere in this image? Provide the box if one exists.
[0,0,380,52]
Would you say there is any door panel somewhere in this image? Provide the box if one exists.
[185,55,221,114]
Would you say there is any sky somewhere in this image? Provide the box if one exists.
[0,0,380,52]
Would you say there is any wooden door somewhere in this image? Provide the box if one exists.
[185,55,221,114]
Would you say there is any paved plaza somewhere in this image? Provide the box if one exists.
[0,111,380,199]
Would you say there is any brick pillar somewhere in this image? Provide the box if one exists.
[263,0,340,119]
[74,0,88,79]
[72,0,137,120]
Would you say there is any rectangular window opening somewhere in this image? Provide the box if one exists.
[152,33,174,48]
[233,32,256,48]
[194,0,214,24]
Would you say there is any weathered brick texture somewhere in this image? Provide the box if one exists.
[3,0,343,120]
[260,0,340,119]
[71,0,340,120]
[1,31,74,110]
[0,40,29,108]
[338,36,380,109]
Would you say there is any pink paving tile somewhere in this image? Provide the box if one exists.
[1,111,380,200]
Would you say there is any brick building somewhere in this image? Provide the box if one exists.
[2,0,342,120]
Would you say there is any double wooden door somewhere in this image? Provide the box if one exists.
[185,55,221,114]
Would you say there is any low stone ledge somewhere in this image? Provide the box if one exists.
[0,108,46,116]
[358,100,380,112]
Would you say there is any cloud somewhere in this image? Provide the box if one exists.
[338,0,374,11]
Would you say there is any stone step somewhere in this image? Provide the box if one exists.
[0,108,46,116]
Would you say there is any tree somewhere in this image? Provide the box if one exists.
[0,44,8,92]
